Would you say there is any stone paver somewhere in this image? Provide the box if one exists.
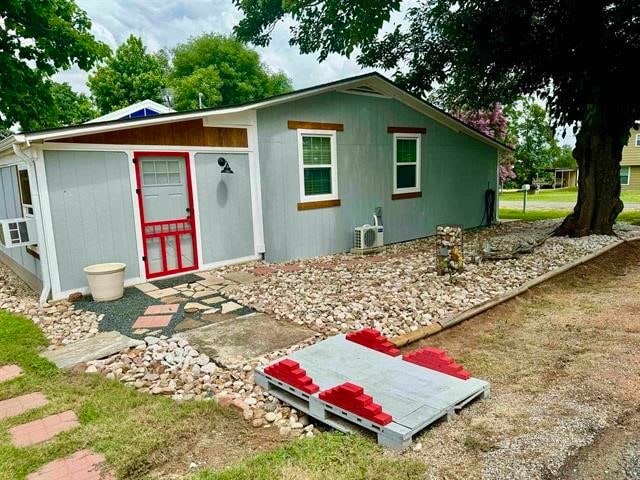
[27,449,114,480]
[0,364,22,383]
[190,290,216,299]
[221,301,243,314]
[146,287,179,299]
[251,266,278,275]
[10,410,79,447]
[310,261,335,269]
[131,314,172,329]
[41,332,144,369]
[278,264,302,272]
[0,392,49,420]
[202,296,225,305]
[222,271,259,284]
[134,283,158,293]
[143,304,179,315]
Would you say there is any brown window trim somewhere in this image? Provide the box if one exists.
[387,126,427,134]
[297,199,341,211]
[392,192,422,200]
[288,120,344,131]
[26,244,40,259]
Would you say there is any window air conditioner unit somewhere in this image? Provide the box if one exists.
[353,214,384,251]
[0,218,37,248]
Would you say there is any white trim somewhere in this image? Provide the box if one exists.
[297,129,339,203]
[246,110,266,253]
[54,276,144,301]
[32,147,62,298]
[392,133,421,194]
[635,133,640,147]
[189,153,205,273]
[40,142,250,153]
[126,151,147,283]
[199,254,261,271]
[620,165,631,186]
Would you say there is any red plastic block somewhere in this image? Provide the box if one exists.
[345,328,400,356]
[403,347,472,380]
[264,358,320,394]
[319,382,392,425]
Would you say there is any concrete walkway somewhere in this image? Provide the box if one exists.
[500,200,640,210]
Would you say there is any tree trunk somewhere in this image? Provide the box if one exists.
[555,123,626,237]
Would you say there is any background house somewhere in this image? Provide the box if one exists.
[0,73,509,303]
[621,123,640,190]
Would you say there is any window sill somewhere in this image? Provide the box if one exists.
[297,199,341,210]
[392,192,422,200]
[26,244,40,259]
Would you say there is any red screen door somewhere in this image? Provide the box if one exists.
[134,151,198,279]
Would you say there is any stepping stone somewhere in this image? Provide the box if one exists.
[184,302,209,313]
[311,262,334,269]
[10,410,79,447]
[251,266,278,275]
[132,315,172,329]
[0,364,22,383]
[135,283,158,293]
[202,296,225,305]
[198,274,226,284]
[132,329,149,335]
[146,287,179,299]
[144,304,179,315]
[222,271,259,284]
[160,295,185,304]
[174,314,314,368]
[27,449,114,480]
[0,392,49,420]
[366,255,386,263]
[41,332,144,369]
[278,264,302,272]
[191,290,216,299]
[175,318,205,332]
[221,301,243,314]
[173,283,190,291]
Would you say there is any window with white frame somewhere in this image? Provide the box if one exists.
[17,169,34,217]
[297,129,338,202]
[635,134,640,147]
[620,166,630,185]
[393,133,421,193]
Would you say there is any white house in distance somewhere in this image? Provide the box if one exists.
[86,99,174,123]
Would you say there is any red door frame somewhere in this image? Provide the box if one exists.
[134,151,199,279]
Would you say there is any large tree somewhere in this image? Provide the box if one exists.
[234,0,640,236]
[28,82,98,130]
[170,34,292,107]
[88,35,169,114]
[0,0,109,131]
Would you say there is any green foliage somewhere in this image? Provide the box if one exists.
[170,34,292,108]
[88,35,169,114]
[505,98,562,185]
[553,145,578,169]
[27,83,98,131]
[0,0,109,131]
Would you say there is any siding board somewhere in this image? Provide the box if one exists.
[44,150,139,292]
[621,129,640,167]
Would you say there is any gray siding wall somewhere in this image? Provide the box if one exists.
[195,153,255,264]
[0,165,41,280]
[44,150,139,292]
[257,92,498,262]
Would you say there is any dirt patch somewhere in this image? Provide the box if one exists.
[404,240,640,479]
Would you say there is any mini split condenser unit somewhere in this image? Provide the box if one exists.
[0,218,37,248]
[353,213,384,250]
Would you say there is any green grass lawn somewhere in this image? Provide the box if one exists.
[499,187,640,204]
[499,208,640,225]
[0,311,425,480]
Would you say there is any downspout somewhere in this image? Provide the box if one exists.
[13,142,52,305]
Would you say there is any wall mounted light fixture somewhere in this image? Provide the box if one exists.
[218,157,234,174]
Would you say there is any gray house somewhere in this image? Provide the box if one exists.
[0,73,509,303]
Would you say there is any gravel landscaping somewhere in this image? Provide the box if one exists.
[222,220,640,339]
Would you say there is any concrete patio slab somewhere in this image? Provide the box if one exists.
[41,331,144,369]
[175,313,314,367]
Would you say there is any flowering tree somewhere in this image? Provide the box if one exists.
[453,103,508,141]
[499,163,516,184]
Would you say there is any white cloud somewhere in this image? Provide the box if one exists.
[54,0,410,95]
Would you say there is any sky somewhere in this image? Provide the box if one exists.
[54,0,406,94]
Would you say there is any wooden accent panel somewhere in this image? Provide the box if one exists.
[55,120,248,148]
[288,120,344,131]
[297,199,341,210]
[392,192,422,200]
[387,126,427,134]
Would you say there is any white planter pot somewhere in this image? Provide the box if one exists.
[83,263,126,301]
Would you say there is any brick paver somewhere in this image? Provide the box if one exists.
[278,264,302,272]
[132,314,172,329]
[27,449,114,480]
[0,392,49,420]
[143,304,179,315]
[10,410,80,447]
[0,364,22,383]
[251,266,278,275]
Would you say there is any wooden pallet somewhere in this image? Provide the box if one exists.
[255,333,490,449]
